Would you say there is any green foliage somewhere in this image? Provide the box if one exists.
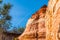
[13,38,17,40]
[18,27,25,33]
[0,4,11,23]
[1,4,11,15]
[3,3,11,10]
[0,0,2,3]
[0,0,12,31]
[0,20,5,24]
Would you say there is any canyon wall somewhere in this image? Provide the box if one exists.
[45,0,60,40]
[18,5,47,40]
[18,0,60,40]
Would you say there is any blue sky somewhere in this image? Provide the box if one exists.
[3,0,48,29]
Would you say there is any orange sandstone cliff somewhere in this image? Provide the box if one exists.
[18,0,60,40]
[45,0,60,40]
[18,5,47,40]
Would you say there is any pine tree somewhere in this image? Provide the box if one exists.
[0,0,12,32]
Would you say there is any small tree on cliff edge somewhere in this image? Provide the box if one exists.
[0,0,12,32]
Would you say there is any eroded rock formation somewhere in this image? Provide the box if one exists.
[18,5,47,40]
[18,0,60,40]
[45,0,60,40]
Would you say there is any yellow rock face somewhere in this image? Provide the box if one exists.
[18,5,47,40]
[45,0,60,40]
[18,0,60,40]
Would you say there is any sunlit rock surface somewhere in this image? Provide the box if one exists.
[45,0,60,40]
[18,5,47,40]
[18,0,60,40]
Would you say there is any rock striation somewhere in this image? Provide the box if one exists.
[18,5,47,40]
[18,0,60,40]
[45,0,60,40]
